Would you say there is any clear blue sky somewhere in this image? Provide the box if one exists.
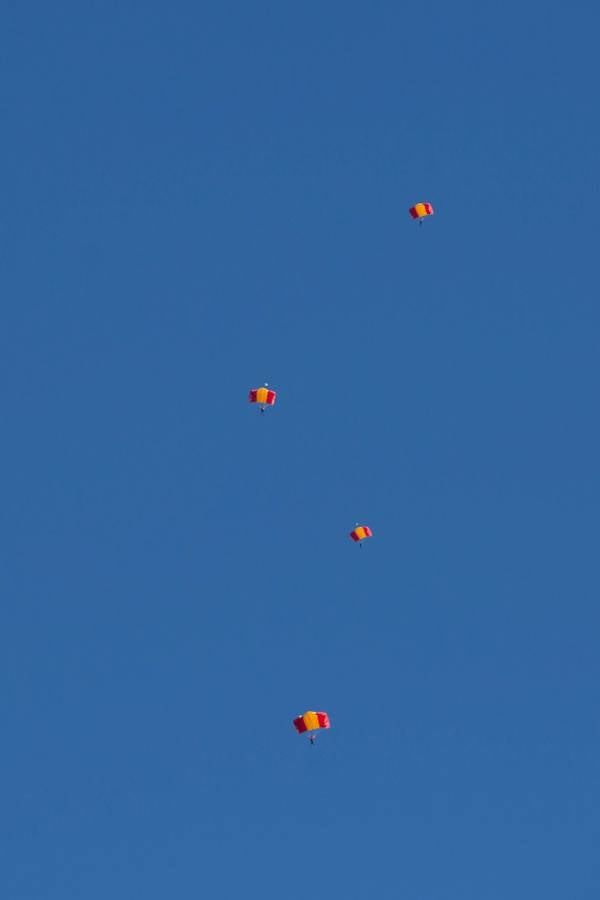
[2,3,600,898]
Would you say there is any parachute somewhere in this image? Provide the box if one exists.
[248,385,276,410]
[350,525,372,543]
[293,711,330,734]
[409,202,434,220]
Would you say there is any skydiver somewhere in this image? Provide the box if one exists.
[309,734,316,745]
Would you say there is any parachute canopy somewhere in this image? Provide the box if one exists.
[293,711,330,734]
[248,386,276,406]
[409,202,434,220]
[350,525,372,542]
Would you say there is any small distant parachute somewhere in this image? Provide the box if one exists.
[248,384,276,412]
[350,525,373,543]
[293,711,330,735]
[409,202,434,221]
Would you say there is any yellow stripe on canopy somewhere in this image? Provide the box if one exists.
[303,711,319,731]
[255,387,268,404]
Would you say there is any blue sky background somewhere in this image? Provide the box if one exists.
[2,3,600,898]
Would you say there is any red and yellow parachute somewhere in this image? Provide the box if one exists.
[409,202,434,220]
[293,711,330,734]
[248,385,276,408]
[349,525,372,543]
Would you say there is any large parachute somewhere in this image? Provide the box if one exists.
[349,525,373,543]
[409,202,434,221]
[248,385,277,411]
[293,711,330,734]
